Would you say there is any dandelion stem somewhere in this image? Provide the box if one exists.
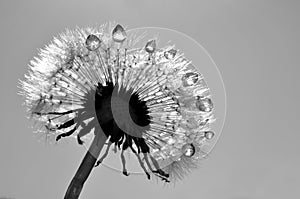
[64,131,107,199]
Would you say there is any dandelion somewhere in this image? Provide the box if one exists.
[20,23,218,198]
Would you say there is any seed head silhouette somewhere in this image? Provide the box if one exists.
[20,23,217,199]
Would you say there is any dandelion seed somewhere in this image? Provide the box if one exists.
[19,23,222,198]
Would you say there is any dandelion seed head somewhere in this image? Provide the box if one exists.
[20,23,220,182]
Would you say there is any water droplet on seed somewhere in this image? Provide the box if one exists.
[196,97,213,112]
[145,40,156,53]
[112,24,127,43]
[204,131,214,140]
[164,49,177,59]
[182,143,195,157]
[86,34,101,51]
[182,72,199,87]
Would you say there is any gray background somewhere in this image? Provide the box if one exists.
[0,0,299,199]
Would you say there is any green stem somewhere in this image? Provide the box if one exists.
[64,132,107,199]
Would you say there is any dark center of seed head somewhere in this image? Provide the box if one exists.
[95,82,151,139]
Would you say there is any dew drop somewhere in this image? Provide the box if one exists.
[182,72,199,87]
[196,97,213,112]
[85,34,101,51]
[182,143,195,157]
[145,40,156,53]
[164,49,177,59]
[204,131,214,140]
[112,24,127,43]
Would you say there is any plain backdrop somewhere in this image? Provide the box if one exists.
[0,1,299,199]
